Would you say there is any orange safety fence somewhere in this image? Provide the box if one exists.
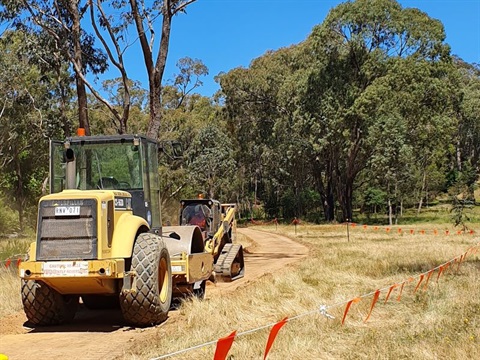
[150,241,480,360]
[250,218,279,225]
[0,256,23,269]
[341,222,475,236]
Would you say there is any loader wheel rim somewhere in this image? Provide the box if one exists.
[159,257,169,303]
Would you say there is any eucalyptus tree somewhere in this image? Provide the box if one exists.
[86,1,201,135]
[0,0,109,135]
[1,1,198,137]
[0,31,68,230]
[185,124,237,200]
[454,59,480,201]
[355,55,459,219]
[88,77,148,135]
[157,90,221,219]
[218,46,307,218]
[299,0,453,221]
[363,113,411,224]
[219,0,456,222]
[122,0,198,139]
[170,57,209,109]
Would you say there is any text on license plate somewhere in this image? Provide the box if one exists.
[55,206,80,216]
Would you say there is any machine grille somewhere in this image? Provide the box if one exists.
[36,199,98,260]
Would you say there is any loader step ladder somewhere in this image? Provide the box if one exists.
[214,243,245,281]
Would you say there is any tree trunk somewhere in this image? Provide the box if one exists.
[146,4,173,140]
[456,138,462,171]
[323,192,335,221]
[339,178,354,223]
[338,119,366,223]
[394,181,398,225]
[71,0,90,135]
[314,165,335,221]
[15,155,24,232]
[56,67,72,137]
[18,202,24,233]
[388,198,393,226]
[417,169,426,215]
[76,77,89,134]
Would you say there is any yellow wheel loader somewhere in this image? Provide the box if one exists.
[19,134,213,327]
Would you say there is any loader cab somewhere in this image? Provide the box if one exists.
[50,134,161,229]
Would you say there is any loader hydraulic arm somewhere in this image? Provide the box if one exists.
[204,206,235,256]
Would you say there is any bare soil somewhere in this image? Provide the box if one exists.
[0,228,308,360]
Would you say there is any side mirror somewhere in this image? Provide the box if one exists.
[171,142,183,159]
[64,148,75,163]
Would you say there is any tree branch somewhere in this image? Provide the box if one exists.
[90,0,131,132]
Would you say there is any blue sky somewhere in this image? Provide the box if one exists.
[123,0,480,97]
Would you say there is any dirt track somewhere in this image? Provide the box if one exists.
[0,228,308,360]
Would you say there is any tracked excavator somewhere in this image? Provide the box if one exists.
[179,199,245,281]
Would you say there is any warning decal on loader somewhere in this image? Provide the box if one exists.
[43,261,89,277]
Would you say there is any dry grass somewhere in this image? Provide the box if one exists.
[0,225,477,359]
[0,268,23,318]
[131,223,479,360]
[0,237,31,260]
[0,237,31,318]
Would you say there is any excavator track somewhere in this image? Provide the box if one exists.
[214,243,245,281]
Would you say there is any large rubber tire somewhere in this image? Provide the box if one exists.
[21,280,79,326]
[120,233,172,327]
[82,295,120,310]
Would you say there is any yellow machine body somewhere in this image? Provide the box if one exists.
[18,134,215,327]
[20,189,212,296]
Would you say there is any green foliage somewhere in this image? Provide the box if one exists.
[185,124,237,199]
[279,188,322,222]
[250,205,266,220]
[0,197,19,235]
[0,30,67,231]
[450,197,474,231]
[219,0,461,223]
[0,237,31,260]
[449,162,478,230]
[88,78,149,135]
[157,94,223,217]
[0,0,479,230]
[455,60,480,194]
[363,188,387,214]
[172,57,209,103]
